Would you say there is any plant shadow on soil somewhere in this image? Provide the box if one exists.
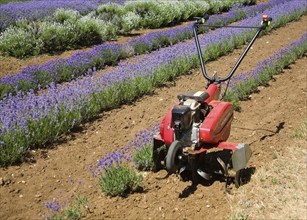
[17,116,102,166]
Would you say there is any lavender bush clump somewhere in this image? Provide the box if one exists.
[0,0,289,98]
[0,12,119,58]
[0,26,39,58]
[0,0,126,32]
[90,149,143,197]
[129,126,159,171]
[208,0,255,13]
[89,148,131,176]
[41,178,89,219]
[0,0,306,166]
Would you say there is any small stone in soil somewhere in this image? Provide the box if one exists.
[0,177,4,185]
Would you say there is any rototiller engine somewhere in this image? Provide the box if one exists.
[153,15,272,187]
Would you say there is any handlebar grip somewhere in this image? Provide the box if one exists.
[262,15,272,21]
[194,15,209,24]
[261,15,272,28]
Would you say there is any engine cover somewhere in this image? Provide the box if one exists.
[199,101,233,144]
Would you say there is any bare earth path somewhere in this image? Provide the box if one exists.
[0,16,306,219]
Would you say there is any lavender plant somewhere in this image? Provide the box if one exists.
[39,21,78,53]
[0,0,126,32]
[53,8,81,23]
[120,11,142,33]
[0,13,118,57]
[75,14,117,45]
[0,26,39,57]
[90,149,143,197]
[129,126,159,171]
[0,0,288,98]
[43,195,88,220]
[41,179,89,220]
[0,0,306,166]
[133,145,153,171]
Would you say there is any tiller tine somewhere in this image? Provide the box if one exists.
[197,169,212,180]
[152,137,166,172]
[217,157,229,176]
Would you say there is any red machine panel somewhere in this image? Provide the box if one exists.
[159,107,174,146]
[204,84,220,103]
[200,101,234,144]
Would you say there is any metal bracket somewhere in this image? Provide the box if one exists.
[232,143,252,172]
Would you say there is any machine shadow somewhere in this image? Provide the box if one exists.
[178,149,256,198]
[233,121,285,145]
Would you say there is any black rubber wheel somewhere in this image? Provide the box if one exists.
[234,169,245,188]
[166,140,182,174]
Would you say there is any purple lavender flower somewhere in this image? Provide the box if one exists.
[45,201,52,210]
[52,203,60,212]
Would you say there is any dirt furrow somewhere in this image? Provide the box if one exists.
[0,15,306,219]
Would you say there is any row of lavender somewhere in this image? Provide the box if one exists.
[88,33,307,198]
[0,0,306,166]
[0,0,256,58]
[0,0,125,31]
[0,0,253,32]
[0,0,290,99]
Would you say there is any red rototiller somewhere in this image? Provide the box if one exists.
[153,15,272,187]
